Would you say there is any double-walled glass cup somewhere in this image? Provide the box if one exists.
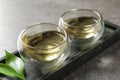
[17,23,69,73]
[59,9,104,51]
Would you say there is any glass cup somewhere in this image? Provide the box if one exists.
[17,23,69,74]
[59,9,104,56]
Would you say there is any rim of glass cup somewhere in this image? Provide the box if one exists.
[18,23,68,50]
[60,9,103,24]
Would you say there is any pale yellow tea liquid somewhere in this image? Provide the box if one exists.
[63,17,100,39]
[22,31,66,62]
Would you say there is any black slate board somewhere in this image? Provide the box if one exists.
[0,21,120,80]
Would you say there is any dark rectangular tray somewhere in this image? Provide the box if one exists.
[0,21,120,80]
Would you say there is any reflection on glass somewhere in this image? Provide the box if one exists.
[59,9,104,50]
[17,23,69,74]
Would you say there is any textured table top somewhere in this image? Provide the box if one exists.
[0,0,120,80]
[64,41,120,80]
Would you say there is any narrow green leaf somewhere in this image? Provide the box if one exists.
[0,63,20,78]
[5,51,24,75]
[0,63,26,80]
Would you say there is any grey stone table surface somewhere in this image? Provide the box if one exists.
[0,0,120,80]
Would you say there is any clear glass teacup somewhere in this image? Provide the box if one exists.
[59,9,104,50]
[17,23,69,74]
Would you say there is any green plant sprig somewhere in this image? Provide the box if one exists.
[0,51,26,80]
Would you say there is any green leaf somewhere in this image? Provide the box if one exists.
[5,51,26,80]
[5,51,24,75]
[0,63,22,78]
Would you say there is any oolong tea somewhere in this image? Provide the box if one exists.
[63,17,100,39]
[22,31,67,62]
